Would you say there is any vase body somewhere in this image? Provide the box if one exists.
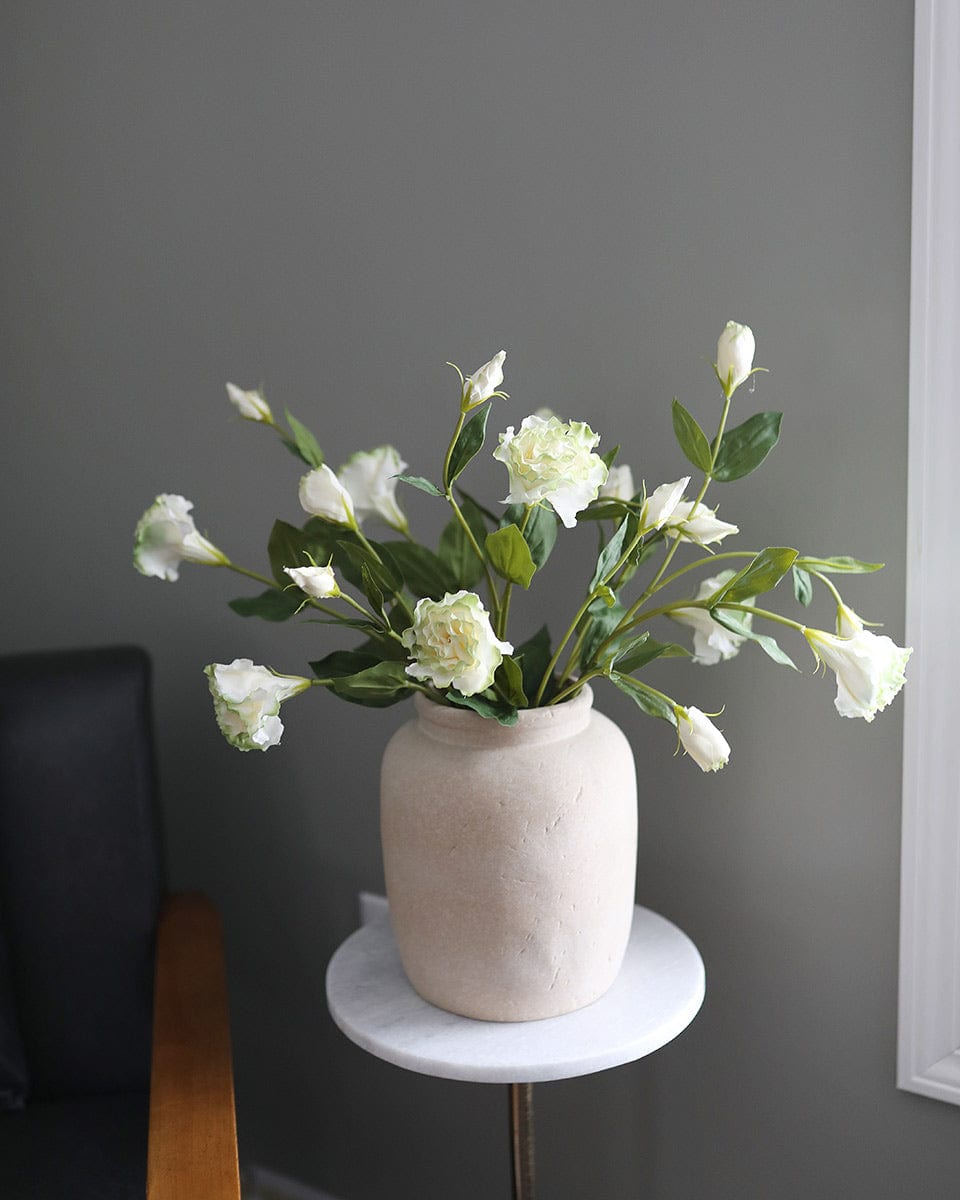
[380,685,638,1021]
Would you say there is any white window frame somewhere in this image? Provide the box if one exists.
[898,0,960,1106]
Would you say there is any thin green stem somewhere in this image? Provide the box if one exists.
[223,562,278,589]
[548,669,604,707]
[807,568,844,608]
[533,590,600,706]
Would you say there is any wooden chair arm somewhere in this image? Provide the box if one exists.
[147,892,241,1200]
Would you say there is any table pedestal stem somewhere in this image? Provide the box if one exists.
[509,1082,535,1200]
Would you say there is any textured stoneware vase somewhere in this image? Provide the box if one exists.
[380,685,638,1021]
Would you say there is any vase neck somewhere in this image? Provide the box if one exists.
[413,686,594,747]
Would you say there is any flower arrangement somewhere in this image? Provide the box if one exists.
[133,323,911,771]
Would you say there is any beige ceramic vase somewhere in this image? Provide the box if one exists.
[380,685,638,1021]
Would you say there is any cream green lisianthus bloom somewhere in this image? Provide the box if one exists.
[205,659,312,751]
[133,494,228,581]
[403,590,513,696]
[803,624,912,722]
[338,445,408,532]
[676,706,731,772]
[493,415,608,529]
[641,478,690,530]
[671,571,754,665]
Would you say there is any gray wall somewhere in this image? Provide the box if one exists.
[3,2,956,1197]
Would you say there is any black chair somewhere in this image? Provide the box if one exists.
[0,646,240,1199]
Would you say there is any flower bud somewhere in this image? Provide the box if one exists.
[226,382,273,423]
[298,464,356,526]
[462,351,506,409]
[283,563,340,599]
[716,321,756,397]
[676,706,731,772]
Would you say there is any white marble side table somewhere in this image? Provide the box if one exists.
[326,895,704,1199]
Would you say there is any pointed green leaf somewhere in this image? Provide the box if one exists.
[671,398,713,472]
[438,516,485,589]
[609,673,678,726]
[613,636,690,674]
[336,538,401,596]
[485,524,536,588]
[380,541,456,600]
[445,691,519,726]
[601,443,621,470]
[794,555,884,575]
[515,625,552,701]
[580,600,628,669]
[710,609,799,670]
[309,648,383,678]
[711,547,798,604]
[792,565,814,606]
[396,474,444,497]
[268,519,334,586]
[285,409,325,468]
[712,411,782,482]
[577,500,641,522]
[330,660,413,707]
[495,656,528,708]
[590,514,639,590]
[446,404,490,485]
[522,505,558,568]
[228,589,303,622]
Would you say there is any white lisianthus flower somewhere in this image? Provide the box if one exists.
[671,572,754,665]
[493,415,608,529]
[804,626,912,722]
[133,494,228,582]
[338,446,409,532]
[665,500,739,545]
[204,659,311,752]
[716,321,756,396]
[462,350,506,409]
[641,477,690,530]
[283,563,340,599]
[676,706,731,772]
[299,464,356,527]
[402,591,513,696]
[225,382,273,423]
[599,464,636,502]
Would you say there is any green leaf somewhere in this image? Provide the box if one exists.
[267,519,333,586]
[330,661,413,707]
[309,648,382,678]
[601,443,621,470]
[227,589,303,622]
[515,625,552,701]
[456,489,500,525]
[335,538,402,596]
[711,547,798,604]
[380,541,456,600]
[446,404,490,485]
[521,504,559,568]
[608,673,677,726]
[486,524,536,588]
[794,555,884,575]
[580,600,628,669]
[792,565,814,606]
[360,563,386,618]
[590,513,639,590]
[710,609,799,670]
[577,500,640,522]
[671,398,713,472]
[495,656,528,708]
[613,636,690,674]
[438,518,484,590]
[396,474,444,497]
[285,409,325,468]
[712,411,782,482]
[445,691,519,726]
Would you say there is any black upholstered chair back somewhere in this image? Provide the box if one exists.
[0,646,162,1102]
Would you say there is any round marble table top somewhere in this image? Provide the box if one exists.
[325,901,705,1084]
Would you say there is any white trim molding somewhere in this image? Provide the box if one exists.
[898,0,960,1106]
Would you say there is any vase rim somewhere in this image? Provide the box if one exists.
[412,684,594,746]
